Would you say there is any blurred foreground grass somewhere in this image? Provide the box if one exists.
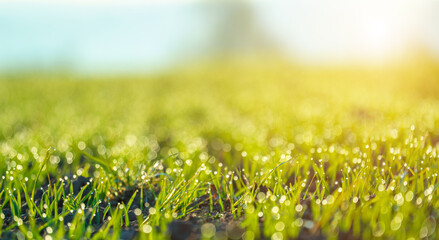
[0,57,439,239]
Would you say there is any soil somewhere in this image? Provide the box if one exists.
[167,194,243,240]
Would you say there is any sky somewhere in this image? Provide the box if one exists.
[0,0,438,73]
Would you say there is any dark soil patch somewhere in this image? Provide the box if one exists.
[167,194,243,240]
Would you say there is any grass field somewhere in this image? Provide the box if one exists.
[1,58,439,239]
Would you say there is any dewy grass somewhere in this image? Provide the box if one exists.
[31,147,54,202]
[1,59,439,239]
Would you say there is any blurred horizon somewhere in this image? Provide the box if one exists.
[1,0,439,75]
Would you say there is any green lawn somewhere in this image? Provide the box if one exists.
[1,59,439,239]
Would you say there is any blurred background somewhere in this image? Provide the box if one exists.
[1,0,439,75]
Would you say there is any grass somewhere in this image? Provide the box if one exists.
[1,58,439,239]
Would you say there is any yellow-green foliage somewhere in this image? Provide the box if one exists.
[0,58,439,239]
